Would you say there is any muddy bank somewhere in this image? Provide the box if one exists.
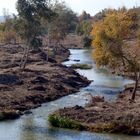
[49,91,140,135]
[0,44,90,119]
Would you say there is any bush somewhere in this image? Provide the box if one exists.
[83,36,92,48]
[48,114,85,130]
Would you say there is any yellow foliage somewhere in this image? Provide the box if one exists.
[91,10,138,69]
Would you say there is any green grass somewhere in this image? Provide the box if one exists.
[48,114,85,130]
[71,64,92,70]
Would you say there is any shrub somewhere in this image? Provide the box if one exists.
[48,114,85,130]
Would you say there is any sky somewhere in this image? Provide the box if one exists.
[0,0,140,16]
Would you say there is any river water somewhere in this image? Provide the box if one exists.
[0,49,139,140]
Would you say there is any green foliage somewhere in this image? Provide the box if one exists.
[76,20,92,36]
[83,35,92,48]
[15,0,54,70]
[31,38,43,48]
[49,113,139,135]
[48,114,84,130]
[76,13,93,48]
[48,1,78,42]
[16,0,54,46]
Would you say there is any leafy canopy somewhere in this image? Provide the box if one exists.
[91,10,139,71]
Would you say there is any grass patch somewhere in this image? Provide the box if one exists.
[71,64,92,70]
[48,113,140,135]
[48,114,85,130]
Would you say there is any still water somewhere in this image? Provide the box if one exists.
[0,49,139,140]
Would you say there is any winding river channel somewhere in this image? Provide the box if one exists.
[0,49,139,140]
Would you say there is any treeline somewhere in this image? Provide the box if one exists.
[0,1,79,45]
[0,0,80,69]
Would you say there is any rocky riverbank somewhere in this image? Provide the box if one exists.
[49,91,140,135]
[0,44,90,120]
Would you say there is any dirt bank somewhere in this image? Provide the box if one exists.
[0,44,90,119]
[49,91,140,135]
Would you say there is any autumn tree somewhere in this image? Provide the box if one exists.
[16,0,54,70]
[91,10,139,100]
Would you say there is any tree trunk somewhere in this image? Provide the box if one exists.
[131,79,138,100]
[131,72,139,100]
[48,23,50,47]
[20,45,27,68]
[20,45,30,70]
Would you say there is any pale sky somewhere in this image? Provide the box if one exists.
[0,0,140,15]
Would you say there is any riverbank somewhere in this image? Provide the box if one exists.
[0,44,90,120]
[49,90,140,135]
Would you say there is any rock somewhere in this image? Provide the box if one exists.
[48,57,57,63]
[31,86,46,91]
[73,105,84,110]
[0,85,13,91]
[73,59,80,62]
[31,76,48,84]
[24,110,32,115]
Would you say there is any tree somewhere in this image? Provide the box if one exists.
[79,11,91,22]
[48,1,78,46]
[16,0,54,70]
[91,10,139,100]
[76,20,92,36]
[76,20,93,48]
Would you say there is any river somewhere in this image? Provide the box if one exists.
[0,49,139,140]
